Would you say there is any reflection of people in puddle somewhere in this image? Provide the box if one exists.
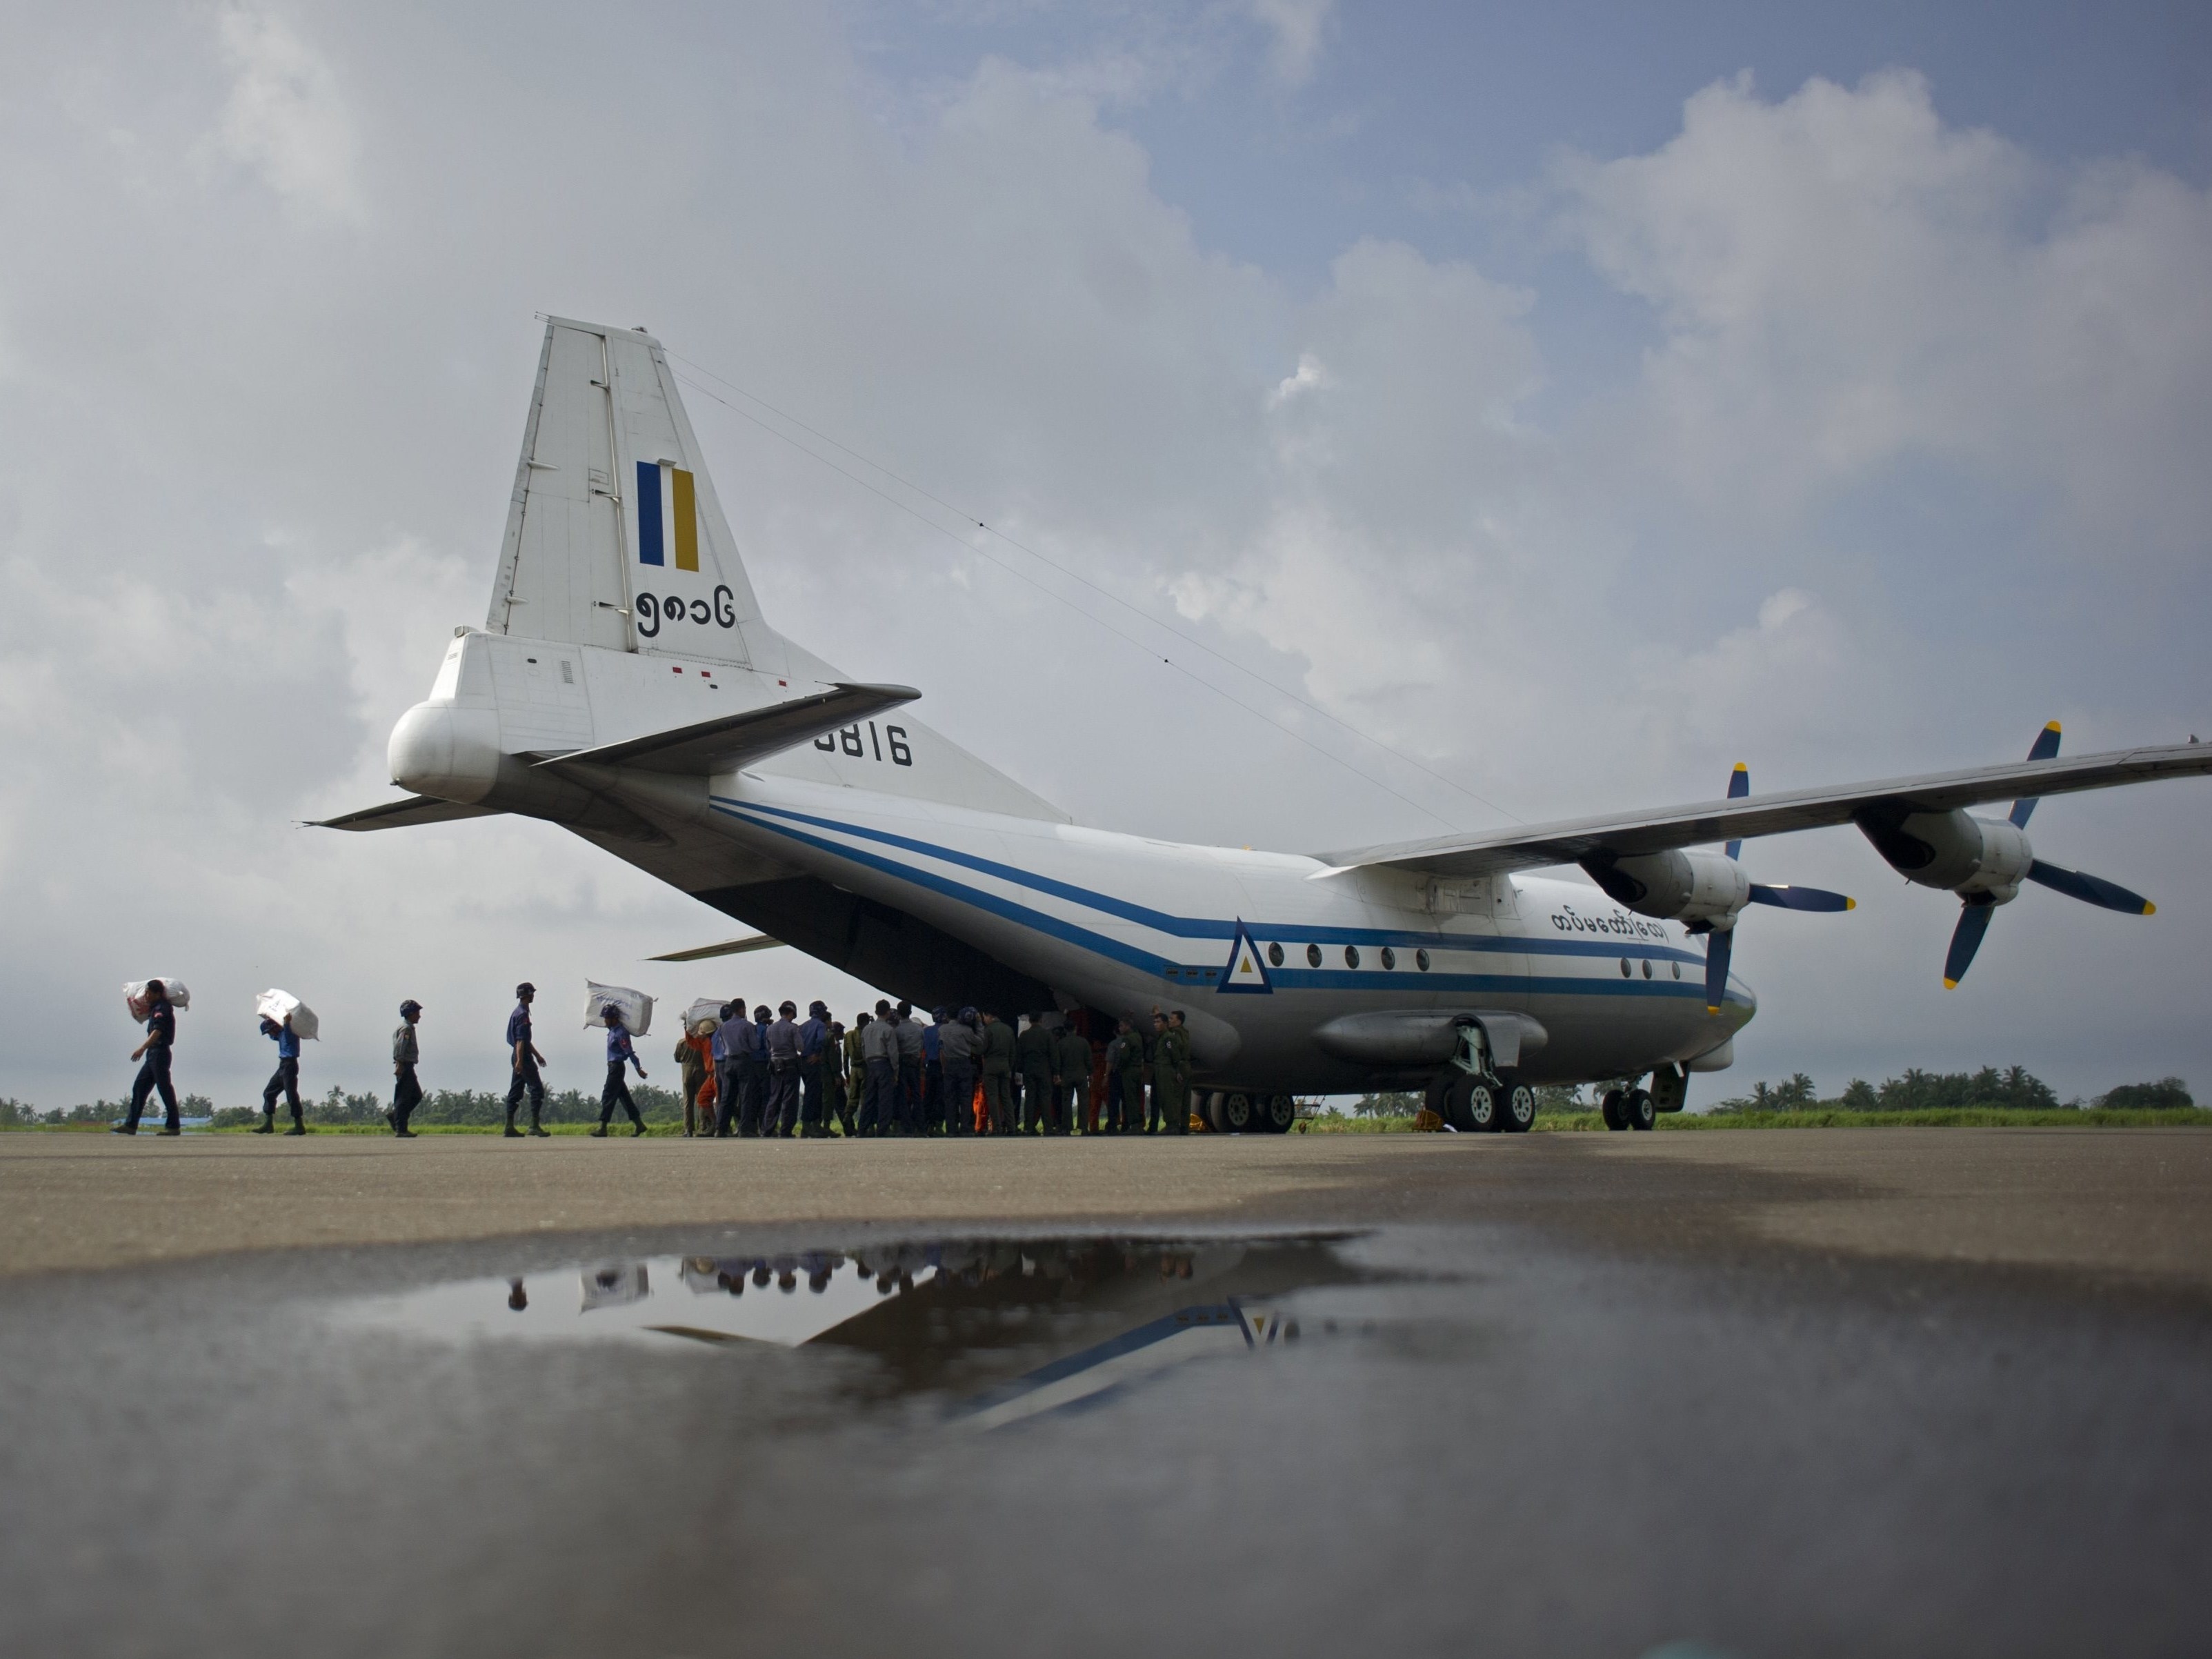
[507,1278,528,1311]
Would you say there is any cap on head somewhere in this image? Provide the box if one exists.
[719,1002,737,1020]
[779,1000,797,1017]
[399,999,421,1017]
[959,1006,978,1022]
[753,1005,770,1022]
[809,1000,828,1017]
[516,982,535,998]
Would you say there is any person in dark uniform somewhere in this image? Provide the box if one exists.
[590,1004,648,1137]
[765,1000,801,1138]
[745,1004,773,1135]
[1155,1010,1193,1135]
[257,1009,306,1135]
[799,1001,832,1138]
[710,1002,739,1136]
[117,980,180,1136]
[861,1000,899,1135]
[1145,1012,1170,1133]
[1017,1013,1056,1135]
[891,1002,924,1136]
[921,1009,946,1134]
[1054,1019,1092,1136]
[826,1017,853,1135]
[723,1002,755,1136]
[939,1007,981,1137]
[504,983,548,1139]
[1107,1017,1144,1135]
[979,1011,1015,1135]
[389,1000,424,1138]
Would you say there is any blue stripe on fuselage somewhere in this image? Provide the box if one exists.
[710,797,1742,1006]
[713,795,1702,966]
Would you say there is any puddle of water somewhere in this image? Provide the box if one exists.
[331,1235,1368,1425]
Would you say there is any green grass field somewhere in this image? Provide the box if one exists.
[1297,1107,2212,1133]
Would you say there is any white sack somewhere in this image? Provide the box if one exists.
[255,989,319,1042]
[123,979,191,1018]
[585,981,653,1036]
[684,997,725,1035]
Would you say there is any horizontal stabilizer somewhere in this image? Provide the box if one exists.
[1322,740,2212,877]
[647,933,783,963]
[309,795,499,832]
[535,682,919,777]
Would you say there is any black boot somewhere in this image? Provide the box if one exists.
[588,1124,607,1138]
[631,1120,646,1138]
[528,1110,549,1138]
[503,1106,522,1140]
[252,1113,274,1135]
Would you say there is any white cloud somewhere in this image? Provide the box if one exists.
[1246,0,1333,88]
[212,5,363,221]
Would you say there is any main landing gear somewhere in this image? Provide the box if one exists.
[1200,1092,1299,1133]
[1424,1046,1537,1135]
[1600,1085,1656,1131]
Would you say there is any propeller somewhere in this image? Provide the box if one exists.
[1943,722,2156,989]
[1703,762,1855,1013]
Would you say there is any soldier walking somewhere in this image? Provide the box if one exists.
[590,1003,648,1137]
[257,1008,306,1136]
[504,982,549,1139]
[117,980,181,1137]
[389,1000,424,1138]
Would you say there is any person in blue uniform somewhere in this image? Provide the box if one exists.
[257,1009,306,1135]
[799,1001,832,1138]
[744,1004,773,1135]
[504,982,549,1139]
[764,1000,802,1138]
[710,1000,741,1137]
[591,1004,648,1137]
[117,980,180,1136]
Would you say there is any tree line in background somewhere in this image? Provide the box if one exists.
[1342,1068,2195,1120]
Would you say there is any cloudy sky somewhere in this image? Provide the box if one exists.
[2,1,2209,1111]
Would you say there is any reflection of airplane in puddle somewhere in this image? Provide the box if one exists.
[341,1237,1364,1422]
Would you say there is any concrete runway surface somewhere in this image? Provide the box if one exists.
[1,1129,2207,1657]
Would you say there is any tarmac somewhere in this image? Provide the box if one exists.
[2,1127,2208,1657]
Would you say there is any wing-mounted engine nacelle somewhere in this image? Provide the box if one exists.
[1580,848,1750,928]
[1857,809,2032,903]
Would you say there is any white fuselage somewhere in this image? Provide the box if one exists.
[700,771,1751,1093]
[393,630,1751,1095]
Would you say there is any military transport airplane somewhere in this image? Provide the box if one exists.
[318,318,2212,1133]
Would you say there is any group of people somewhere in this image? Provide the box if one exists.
[668,997,1199,1140]
[110,977,1201,1140]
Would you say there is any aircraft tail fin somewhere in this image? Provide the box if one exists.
[488,319,770,668]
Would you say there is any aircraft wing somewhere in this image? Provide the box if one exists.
[1319,741,2212,877]
[532,682,919,776]
[309,795,499,832]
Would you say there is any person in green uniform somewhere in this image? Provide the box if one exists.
[1054,1019,1093,1135]
[979,1011,1016,1135]
[1108,1017,1144,1135]
[1016,1013,1057,1135]
[1153,1010,1192,1135]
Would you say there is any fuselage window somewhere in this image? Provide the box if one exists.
[1267,942,1284,968]
[1415,948,1431,972]
[1344,944,1361,969]
[1306,944,1322,968]
[1379,946,1397,970]
[1642,958,1652,980]
[1672,962,1681,980]
[1619,957,1631,977]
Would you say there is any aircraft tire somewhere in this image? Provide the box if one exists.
[1222,1093,1255,1133]
[1441,1075,1475,1131]
[1600,1088,1627,1131]
[1463,1080,1502,1133]
[1625,1089,1657,1131]
[1259,1093,1297,1133]
[1500,1079,1537,1133]
[1205,1092,1228,1133]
